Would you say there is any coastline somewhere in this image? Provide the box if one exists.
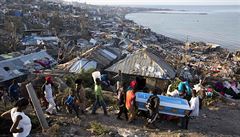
[124,8,238,52]
[123,9,185,47]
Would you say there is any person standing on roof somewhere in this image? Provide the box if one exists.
[145,89,160,128]
[92,78,108,115]
[1,98,32,137]
[43,76,56,115]
[8,80,20,102]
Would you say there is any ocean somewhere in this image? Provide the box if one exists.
[125,5,240,51]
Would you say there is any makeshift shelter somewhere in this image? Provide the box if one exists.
[0,50,56,83]
[105,48,176,92]
[80,45,122,70]
[69,58,97,73]
[57,46,122,73]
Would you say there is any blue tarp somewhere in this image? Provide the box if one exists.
[14,11,23,17]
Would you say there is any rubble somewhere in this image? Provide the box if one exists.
[0,0,239,137]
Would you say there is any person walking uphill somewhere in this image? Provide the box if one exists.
[1,98,32,137]
[64,92,79,118]
[43,76,56,115]
[126,84,137,123]
[117,84,128,120]
[75,79,86,114]
[145,89,160,128]
[92,78,108,115]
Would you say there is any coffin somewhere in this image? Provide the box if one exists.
[136,92,191,117]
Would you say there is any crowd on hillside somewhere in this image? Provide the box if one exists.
[0,71,216,137]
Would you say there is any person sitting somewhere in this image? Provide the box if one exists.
[64,92,79,118]
[145,89,160,128]
[1,98,32,137]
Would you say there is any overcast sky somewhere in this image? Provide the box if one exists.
[65,0,240,5]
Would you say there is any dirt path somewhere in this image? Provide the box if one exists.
[32,100,240,137]
[1,95,240,137]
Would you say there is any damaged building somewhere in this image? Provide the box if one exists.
[105,48,176,93]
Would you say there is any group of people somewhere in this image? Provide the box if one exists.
[115,79,161,128]
[0,73,204,137]
[167,77,203,117]
[0,75,90,137]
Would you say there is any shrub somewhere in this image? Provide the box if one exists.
[169,78,181,92]
[89,121,109,136]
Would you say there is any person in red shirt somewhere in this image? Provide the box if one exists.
[126,84,137,123]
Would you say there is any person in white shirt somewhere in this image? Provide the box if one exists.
[44,76,56,115]
[189,90,200,117]
[1,98,32,137]
[182,90,200,129]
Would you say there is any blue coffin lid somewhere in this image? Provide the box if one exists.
[135,92,191,110]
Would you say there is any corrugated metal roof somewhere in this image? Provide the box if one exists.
[69,58,97,73]
[105,48,176,79]
[81,46,121,69]
[57,46,122,71]
[0,50,56,82]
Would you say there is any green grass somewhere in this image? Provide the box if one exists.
[89,121,109,136]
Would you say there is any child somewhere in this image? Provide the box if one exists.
[64,92,79,118]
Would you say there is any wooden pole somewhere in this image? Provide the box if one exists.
[26,83,49,129]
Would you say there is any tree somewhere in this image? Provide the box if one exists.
[49,12,63,34]
[4,16,22,52]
